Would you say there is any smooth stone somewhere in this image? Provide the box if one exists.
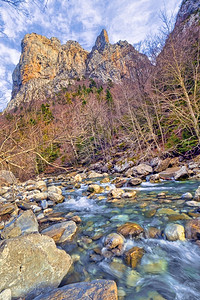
[48,186,62,195]
[0,233,72,299]
[128,177,142,186]
[47,192,64,203]
[132,164,153,177]
[31,205,42,213]
[159,167,180,180]
[141,259,167,274]
[42,221,77,243]
[115,178,127,188]
[124,246,145,269]
[181,192,193,200]
[36,181,47,192]
[111,215,129,222]
[109,188,124,199]
[164,224,185,241]
[126,270,141,287]
[122,191,137,198]
[88,184,104,194]
[167,213,190,221]
[0,289,11,300]
[117,222,144,238]
[145,291,167,300]
[100,177,110,183]
[88,172,104,178]
[31,192,48,202]
[33,279,118,300]
[104,233,124,250]
[149,174,160,183]
[186,201,200,207]
[118,287,126,297]
[145,227,161,239]
[144,209,157,218]
[74,174,82,182]
[157,208,177,215]
[41,200,48,210]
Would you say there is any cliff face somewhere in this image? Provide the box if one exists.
[7,29,150,111]
[175,0,200,26]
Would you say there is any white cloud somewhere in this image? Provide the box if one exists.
[0,0,182,111]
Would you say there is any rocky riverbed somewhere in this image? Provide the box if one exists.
[0,158,200,299]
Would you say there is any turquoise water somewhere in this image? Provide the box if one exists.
[54,179,200,300]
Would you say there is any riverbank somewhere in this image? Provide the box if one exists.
[0,157,200,299]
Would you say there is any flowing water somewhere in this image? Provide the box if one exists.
[54,178,200,300]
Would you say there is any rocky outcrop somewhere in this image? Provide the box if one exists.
[0,233,72,298]
[7,29,150,111]
[175,0,200,27]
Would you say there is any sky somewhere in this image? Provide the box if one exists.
[0,0,182,111]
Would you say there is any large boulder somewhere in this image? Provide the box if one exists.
[33,280,118,300]
[0,233,72,299]
[131,164,153,178]
[154,158,171,173]
[0,210,38,239]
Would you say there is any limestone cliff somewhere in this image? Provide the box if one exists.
[7,29,150,111]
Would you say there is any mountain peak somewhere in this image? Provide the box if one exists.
[94,29,109,51]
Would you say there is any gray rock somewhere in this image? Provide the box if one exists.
[114,159,134,173]
[36,181,47,192]
[41,221,77,243]
[47,192,64,203]
[1,210,39,239]
[181,192,193,200]
[174,166,188,180]
[48,185,62,195]
[131,164,153,177]
[33,279,118,300]
[0,233,72,299]
[164,224,185,241]
[31,192,48,202]
[128,178,142,186]
[186,201,200,207]
[41,200,48,210]
[0,289,11,300]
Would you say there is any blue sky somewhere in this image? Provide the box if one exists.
[0,0,182,111]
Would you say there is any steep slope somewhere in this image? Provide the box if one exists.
[7,29,150,111]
